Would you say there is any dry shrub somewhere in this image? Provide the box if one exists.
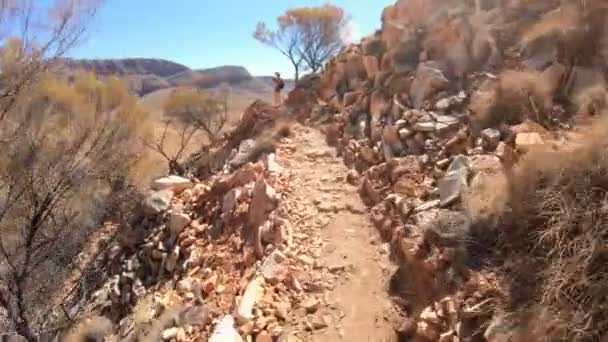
[0,69,150,337]
[463,170,509,226]
[574,84,608,115]
[491,118,608,341]
[520,3,580,48]
[519,1,608,64]
[248,120,293,161]
[129,293,185,342]
[470,70,552,132]
[62,316,113,342]
[274,120,293,138]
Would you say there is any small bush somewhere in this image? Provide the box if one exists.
[274,121,292,138]
[63,316,113,342]
[470,70,552,132]
[520,3,580,48]
[485,118,608,340]
[574,84,608,115]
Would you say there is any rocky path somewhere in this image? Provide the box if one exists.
[279,125,397,341]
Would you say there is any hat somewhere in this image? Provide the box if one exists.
[274,72,280,77]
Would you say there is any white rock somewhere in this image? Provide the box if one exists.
[236,276,265,323]
[414,199,440,213]
[151,175,193,193]
[412,122,436,132]
[297,254,314,265]
[162,327,182,341]
[143,190,173,215]
[439,330,455,342]
[177,277,195,294]
[395,119,408,128]
[433,114,460,127]
[398,128,413,139]
[435,97,452,110]
[515,132,544,149]
[265,153,283,175]
[209,315,243,342]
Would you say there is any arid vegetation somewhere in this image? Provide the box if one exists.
[0,1,153,339]
[0,69,148,339]
[494,122,608,340]
[143,87,228,175]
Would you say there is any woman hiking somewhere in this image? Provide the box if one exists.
[272,72,284,107]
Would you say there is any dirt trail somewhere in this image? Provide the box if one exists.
[279,124,397,341]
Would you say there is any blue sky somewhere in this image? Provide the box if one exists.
[69,0,392,77]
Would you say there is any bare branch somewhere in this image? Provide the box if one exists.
[254,4,348,79]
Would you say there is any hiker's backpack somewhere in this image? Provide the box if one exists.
[278,79,285,90]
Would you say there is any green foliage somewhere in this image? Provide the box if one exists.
[254,3,349,78]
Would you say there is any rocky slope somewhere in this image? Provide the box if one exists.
[285,0,608,341]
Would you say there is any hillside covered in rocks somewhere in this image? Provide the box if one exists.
[52,1,608,342]
[284,0,608,341]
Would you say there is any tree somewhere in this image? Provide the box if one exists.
[0,69,147,340]
[0,2,122,339]
[254,3,349,81]
[254,21,305,82]
[144,87,228,175]
[0,0,101,122]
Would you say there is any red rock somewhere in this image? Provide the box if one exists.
[256,331,273,342]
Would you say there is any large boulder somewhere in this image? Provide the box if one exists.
[361,32,387,59]
[384,71,412,96]
[248,177,279,228]
[362,56,380,80]
[471,28,502,68]
[438,155,469,207]
[410,61,450,109]
[445,37,472,79]
[143,190,173,215]
[370,90,393,119]
[209,315,243,342]
[229,139,258,168]
[387,34,423,72]
[343,91,363,108]
[169,212,191,236]
[343,52,367,82]
[382,125,404,160]
[380,4,402,50]
[369,90,393,141]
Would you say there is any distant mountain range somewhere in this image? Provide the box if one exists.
[59,58,294,96]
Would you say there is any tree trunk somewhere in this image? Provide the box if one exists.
[14,285,35,342]
[292,62,300,83]
[15,321,36,342]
